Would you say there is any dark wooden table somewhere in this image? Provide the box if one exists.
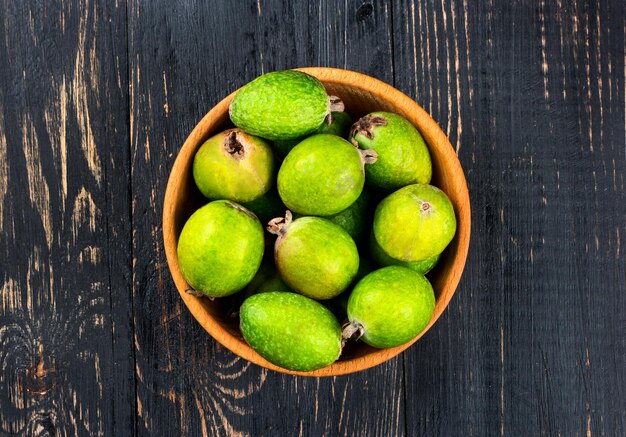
[1,1,624,436]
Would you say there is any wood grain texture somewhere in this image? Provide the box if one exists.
[129,1,405,436]
[393,0,625,435]
[1,0,624,436]
[0,1,135,436]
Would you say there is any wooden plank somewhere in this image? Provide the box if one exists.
[392,0,625,435]
[0,1,135,436]
[129,0,405,435]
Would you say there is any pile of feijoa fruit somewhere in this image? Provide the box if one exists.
[177,70,457,372]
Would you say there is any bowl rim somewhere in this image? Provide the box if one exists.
[162,67,471,377]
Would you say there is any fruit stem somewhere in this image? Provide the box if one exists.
[341,320,365,347]
[185,288,214,300]
[328,95,345,113]
[359,148,378,165]
[227,201,258,220]
[350,115,388,144]
[266,210,293,236]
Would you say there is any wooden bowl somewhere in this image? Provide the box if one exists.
[163,67,471,376]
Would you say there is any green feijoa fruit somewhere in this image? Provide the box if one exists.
[229,70,344,141]
[242,188,285,225]
[273,111,353,157]
[344,266,435,348]
[370,233,440,274]
[350,112,432,191]
[177,200,264,297]
[193,129,276,203]
[325,189,370,243]
[373,184,456,262]
[277,134,377,216]
[268,212,359,300]
[240,292,342,371]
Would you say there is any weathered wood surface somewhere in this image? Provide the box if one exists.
[0,1,135,436]
[129,1,405,435]
[1,0,624,436]
[394,1,625,435]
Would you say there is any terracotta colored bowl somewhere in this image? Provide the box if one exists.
[163,67,471,376]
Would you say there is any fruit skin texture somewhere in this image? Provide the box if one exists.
[373,184,456,262]
[273,216,359,300]
[347,266,435,348]
[177,200,264,297]
[325,189,370,243]
[277,134,367,216]
[240,292,342,371]
[370,233,440,274]
[351,112,432,191]
[193,129,276,203]
[274,111,353,157]
[229,70,329,141]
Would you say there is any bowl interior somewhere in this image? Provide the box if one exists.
[163,68,470,376]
